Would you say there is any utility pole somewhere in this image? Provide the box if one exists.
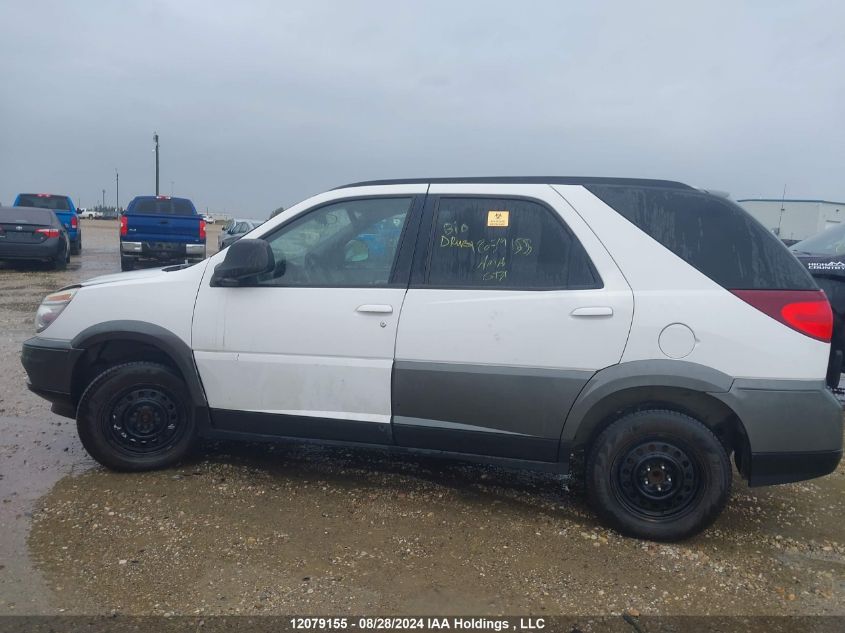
[115,169,119,211]
[153,131,160,195]
[777,184,787,237]
[102,189,106,209]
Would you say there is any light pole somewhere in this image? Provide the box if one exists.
[170,180,174,197]
[153,132,160,195]
[102,189,106,209]
[115,168,119,211]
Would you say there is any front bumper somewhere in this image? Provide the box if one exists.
[21,337,83,418]
[715,379,843,486]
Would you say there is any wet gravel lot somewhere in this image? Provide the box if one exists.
[1,220,844,618]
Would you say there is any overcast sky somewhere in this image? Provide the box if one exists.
[1,1,844,218]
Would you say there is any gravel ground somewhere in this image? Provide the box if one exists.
[0,220,844,619]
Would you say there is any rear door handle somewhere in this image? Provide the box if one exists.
[570,306,613,317]
[356,304,393,314]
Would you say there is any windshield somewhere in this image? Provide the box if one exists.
[791,224,845,256]
[16,194,71,210]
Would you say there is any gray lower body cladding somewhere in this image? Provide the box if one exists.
[392,360,592,461]
[22,333,843,485]
[712,379,843,486]
[393,360,843,485]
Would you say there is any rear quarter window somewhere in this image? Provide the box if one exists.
[586,185,816,290]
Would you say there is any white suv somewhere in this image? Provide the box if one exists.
[21,177,843,540]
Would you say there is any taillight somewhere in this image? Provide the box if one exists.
[70,214,78,229]
[732,290,833,342]
[199,219,206,241]
[35,228,60,238]
[120,215,128,236]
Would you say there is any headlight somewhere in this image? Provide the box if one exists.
[35,288,78,333]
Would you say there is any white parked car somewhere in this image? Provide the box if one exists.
[21,177,842,540]
[79,209,102,219]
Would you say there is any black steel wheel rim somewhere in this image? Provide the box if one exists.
[612,439,702,520]
[104,385,186,455]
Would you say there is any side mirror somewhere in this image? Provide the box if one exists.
[210,239,275,287]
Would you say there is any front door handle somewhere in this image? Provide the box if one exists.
[356,304,393,314]
[570,306,613,317]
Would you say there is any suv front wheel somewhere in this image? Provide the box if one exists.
[586,409,731,541]
[76,362,196,471]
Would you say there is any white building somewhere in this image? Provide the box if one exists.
[737,198,845,242]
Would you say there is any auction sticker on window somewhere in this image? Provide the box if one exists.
[487,210,509,227]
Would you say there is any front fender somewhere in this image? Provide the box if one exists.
[71,320,207,408]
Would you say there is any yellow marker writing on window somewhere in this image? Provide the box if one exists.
[487,210,509,227]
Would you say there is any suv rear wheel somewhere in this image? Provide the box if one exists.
[586,409,731,541]
[120,256,135,271]
[76,362,196,471]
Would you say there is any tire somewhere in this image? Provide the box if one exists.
[70,236,81,255]
[586,409,731,541]
[76,362,197,471]
[53,248,67,270]
[120,256,135,271]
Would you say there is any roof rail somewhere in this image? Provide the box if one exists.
[333,177,693,190]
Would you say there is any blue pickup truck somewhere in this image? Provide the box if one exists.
[13,193,82,255]
[119,195,206,271]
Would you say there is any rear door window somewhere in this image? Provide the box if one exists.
[587,186,816,290]
[426,197,600,289]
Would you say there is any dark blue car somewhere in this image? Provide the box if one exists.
[13,193,82,255]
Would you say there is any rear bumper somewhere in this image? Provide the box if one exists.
[715,379,843,486]
[20,337,82,418]
[0,239,63,260]
[748,450,842,486]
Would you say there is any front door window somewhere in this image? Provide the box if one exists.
[258,197,412,287]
